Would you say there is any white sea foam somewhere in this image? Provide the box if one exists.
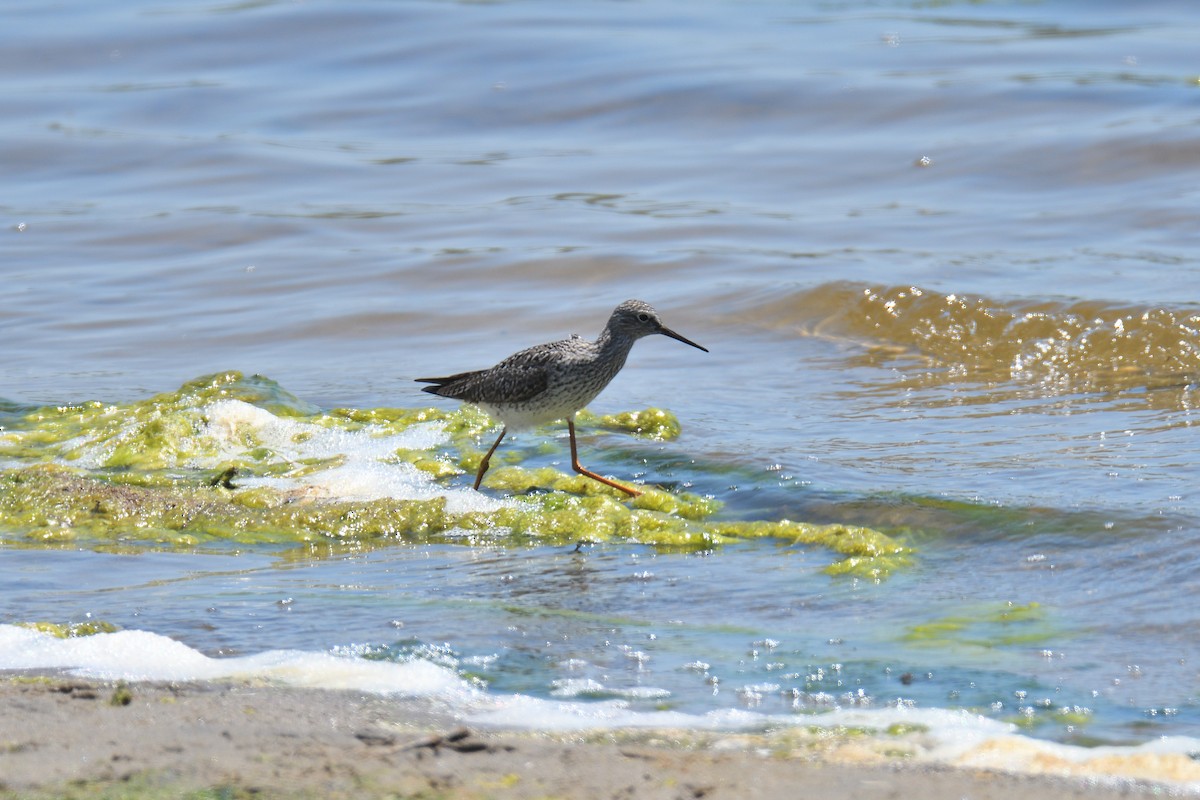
[0,625,474,699]
[55,397,501,513]
[548,677,672,700]
[200,399,504,514]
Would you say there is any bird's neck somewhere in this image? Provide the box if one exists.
[594,327,637,368]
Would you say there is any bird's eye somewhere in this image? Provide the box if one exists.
[636,313,651,323]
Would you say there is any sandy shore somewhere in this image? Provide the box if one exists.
[0,675,1184,799]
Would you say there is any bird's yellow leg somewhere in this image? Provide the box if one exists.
[567,419,642,497]
[474,427,507,490]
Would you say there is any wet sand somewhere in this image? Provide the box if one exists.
[0,676,1179,799]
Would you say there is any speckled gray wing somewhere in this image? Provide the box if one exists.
[415,340,574,404]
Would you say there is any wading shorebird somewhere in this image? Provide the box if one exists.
[416,299,708,496]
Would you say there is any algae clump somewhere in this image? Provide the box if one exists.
[110,681,134,706]
[902,602,1055,649]
[18,620,120,638]
[578,408,682,440]
[0,463,910,577]
[0,373,914,578]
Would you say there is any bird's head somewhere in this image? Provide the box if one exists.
[609,299,708,352]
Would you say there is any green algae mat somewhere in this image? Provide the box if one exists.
[0,372,911,578]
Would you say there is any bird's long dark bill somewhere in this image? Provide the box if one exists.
[659,326,709,353]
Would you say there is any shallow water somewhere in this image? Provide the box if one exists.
[4,0,1200,776]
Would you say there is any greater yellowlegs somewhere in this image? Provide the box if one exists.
[416,299,707,496]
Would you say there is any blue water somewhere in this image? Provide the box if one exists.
[4,0,1200,761]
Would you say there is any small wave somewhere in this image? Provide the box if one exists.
[753,282,1200,403]
[6,623,1200,789]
